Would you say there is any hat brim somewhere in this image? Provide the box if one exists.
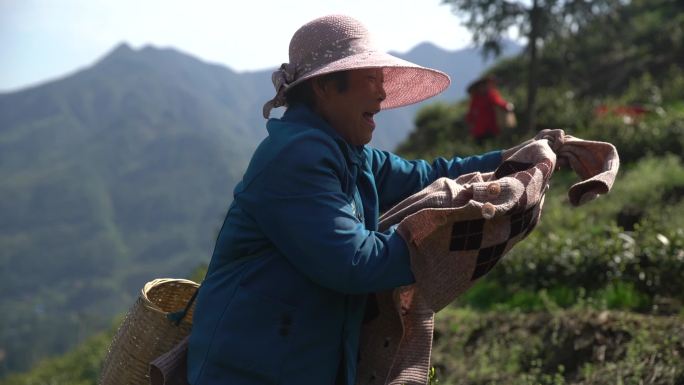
[287,51,451,110]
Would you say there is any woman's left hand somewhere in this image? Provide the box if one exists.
[501,129,566,161]
[534,129,565,151]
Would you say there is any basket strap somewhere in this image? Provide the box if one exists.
[166,249,270,326]
[167,288,199,326]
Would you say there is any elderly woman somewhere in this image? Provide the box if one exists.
[187,14,559,385]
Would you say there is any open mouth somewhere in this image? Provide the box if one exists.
[363,110,379,128]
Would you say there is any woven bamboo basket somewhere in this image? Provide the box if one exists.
[99,278,199,385]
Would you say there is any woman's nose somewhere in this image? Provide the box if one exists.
[377,83,387,101]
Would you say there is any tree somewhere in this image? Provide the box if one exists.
[443,0,623,132]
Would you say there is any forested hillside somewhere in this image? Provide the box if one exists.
[0,44,262,375]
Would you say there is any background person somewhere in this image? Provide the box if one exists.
[466,75,515,143]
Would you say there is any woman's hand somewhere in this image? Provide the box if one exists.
[534,129,565,151]
[501,129,566,161]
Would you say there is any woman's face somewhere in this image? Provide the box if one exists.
[315,68,386,146]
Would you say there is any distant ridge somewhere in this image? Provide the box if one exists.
[0,42,265,375]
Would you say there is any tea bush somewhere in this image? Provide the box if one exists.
[455,155,684,313]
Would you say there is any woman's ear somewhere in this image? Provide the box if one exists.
[311,77,329,101]
[311,78,332,116]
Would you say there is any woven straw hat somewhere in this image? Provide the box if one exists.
[262,14,451,118]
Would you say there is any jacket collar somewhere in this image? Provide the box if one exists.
[279,104,366,165]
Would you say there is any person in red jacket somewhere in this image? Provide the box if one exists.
[466,75,513,143]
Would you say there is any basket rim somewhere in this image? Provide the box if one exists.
[141,278,200,315]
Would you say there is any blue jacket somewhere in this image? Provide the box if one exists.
[187,104,502,385]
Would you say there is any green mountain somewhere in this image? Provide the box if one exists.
[0,43,263,374]
[0,41,517,376]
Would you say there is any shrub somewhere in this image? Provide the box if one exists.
[452,155,684,313]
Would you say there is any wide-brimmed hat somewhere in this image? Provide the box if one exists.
[262,15,451,118]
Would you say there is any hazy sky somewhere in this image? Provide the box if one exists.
[0,0,487,93]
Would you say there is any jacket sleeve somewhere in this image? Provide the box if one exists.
[489,88,509,109]
[236,132,415,295]
[367,148,502,212]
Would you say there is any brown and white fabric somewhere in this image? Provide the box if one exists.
[356,137,619,385]
[558,136,620,206]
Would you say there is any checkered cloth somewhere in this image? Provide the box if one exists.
[355,136,619,385]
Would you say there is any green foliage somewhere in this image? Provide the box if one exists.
[428,366,440,385]
[488,0,684,99]
[399,1,684,381]
[188,263,209,284]
[442,0,627,131]
[396,9,684,384]
[447,155,683,314]
[396,98,527,161]
[431,308,684,385]
[0,329,113,385]
[397,102,476,158]
[442,0,620,58]
[596,282,652,311]
[573,66,684,164]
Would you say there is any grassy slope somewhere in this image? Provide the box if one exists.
[432,308,684,385]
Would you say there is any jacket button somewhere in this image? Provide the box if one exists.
[487,182,501,196]
[482,202,496,219]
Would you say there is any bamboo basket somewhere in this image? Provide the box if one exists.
[99,278,199,385]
